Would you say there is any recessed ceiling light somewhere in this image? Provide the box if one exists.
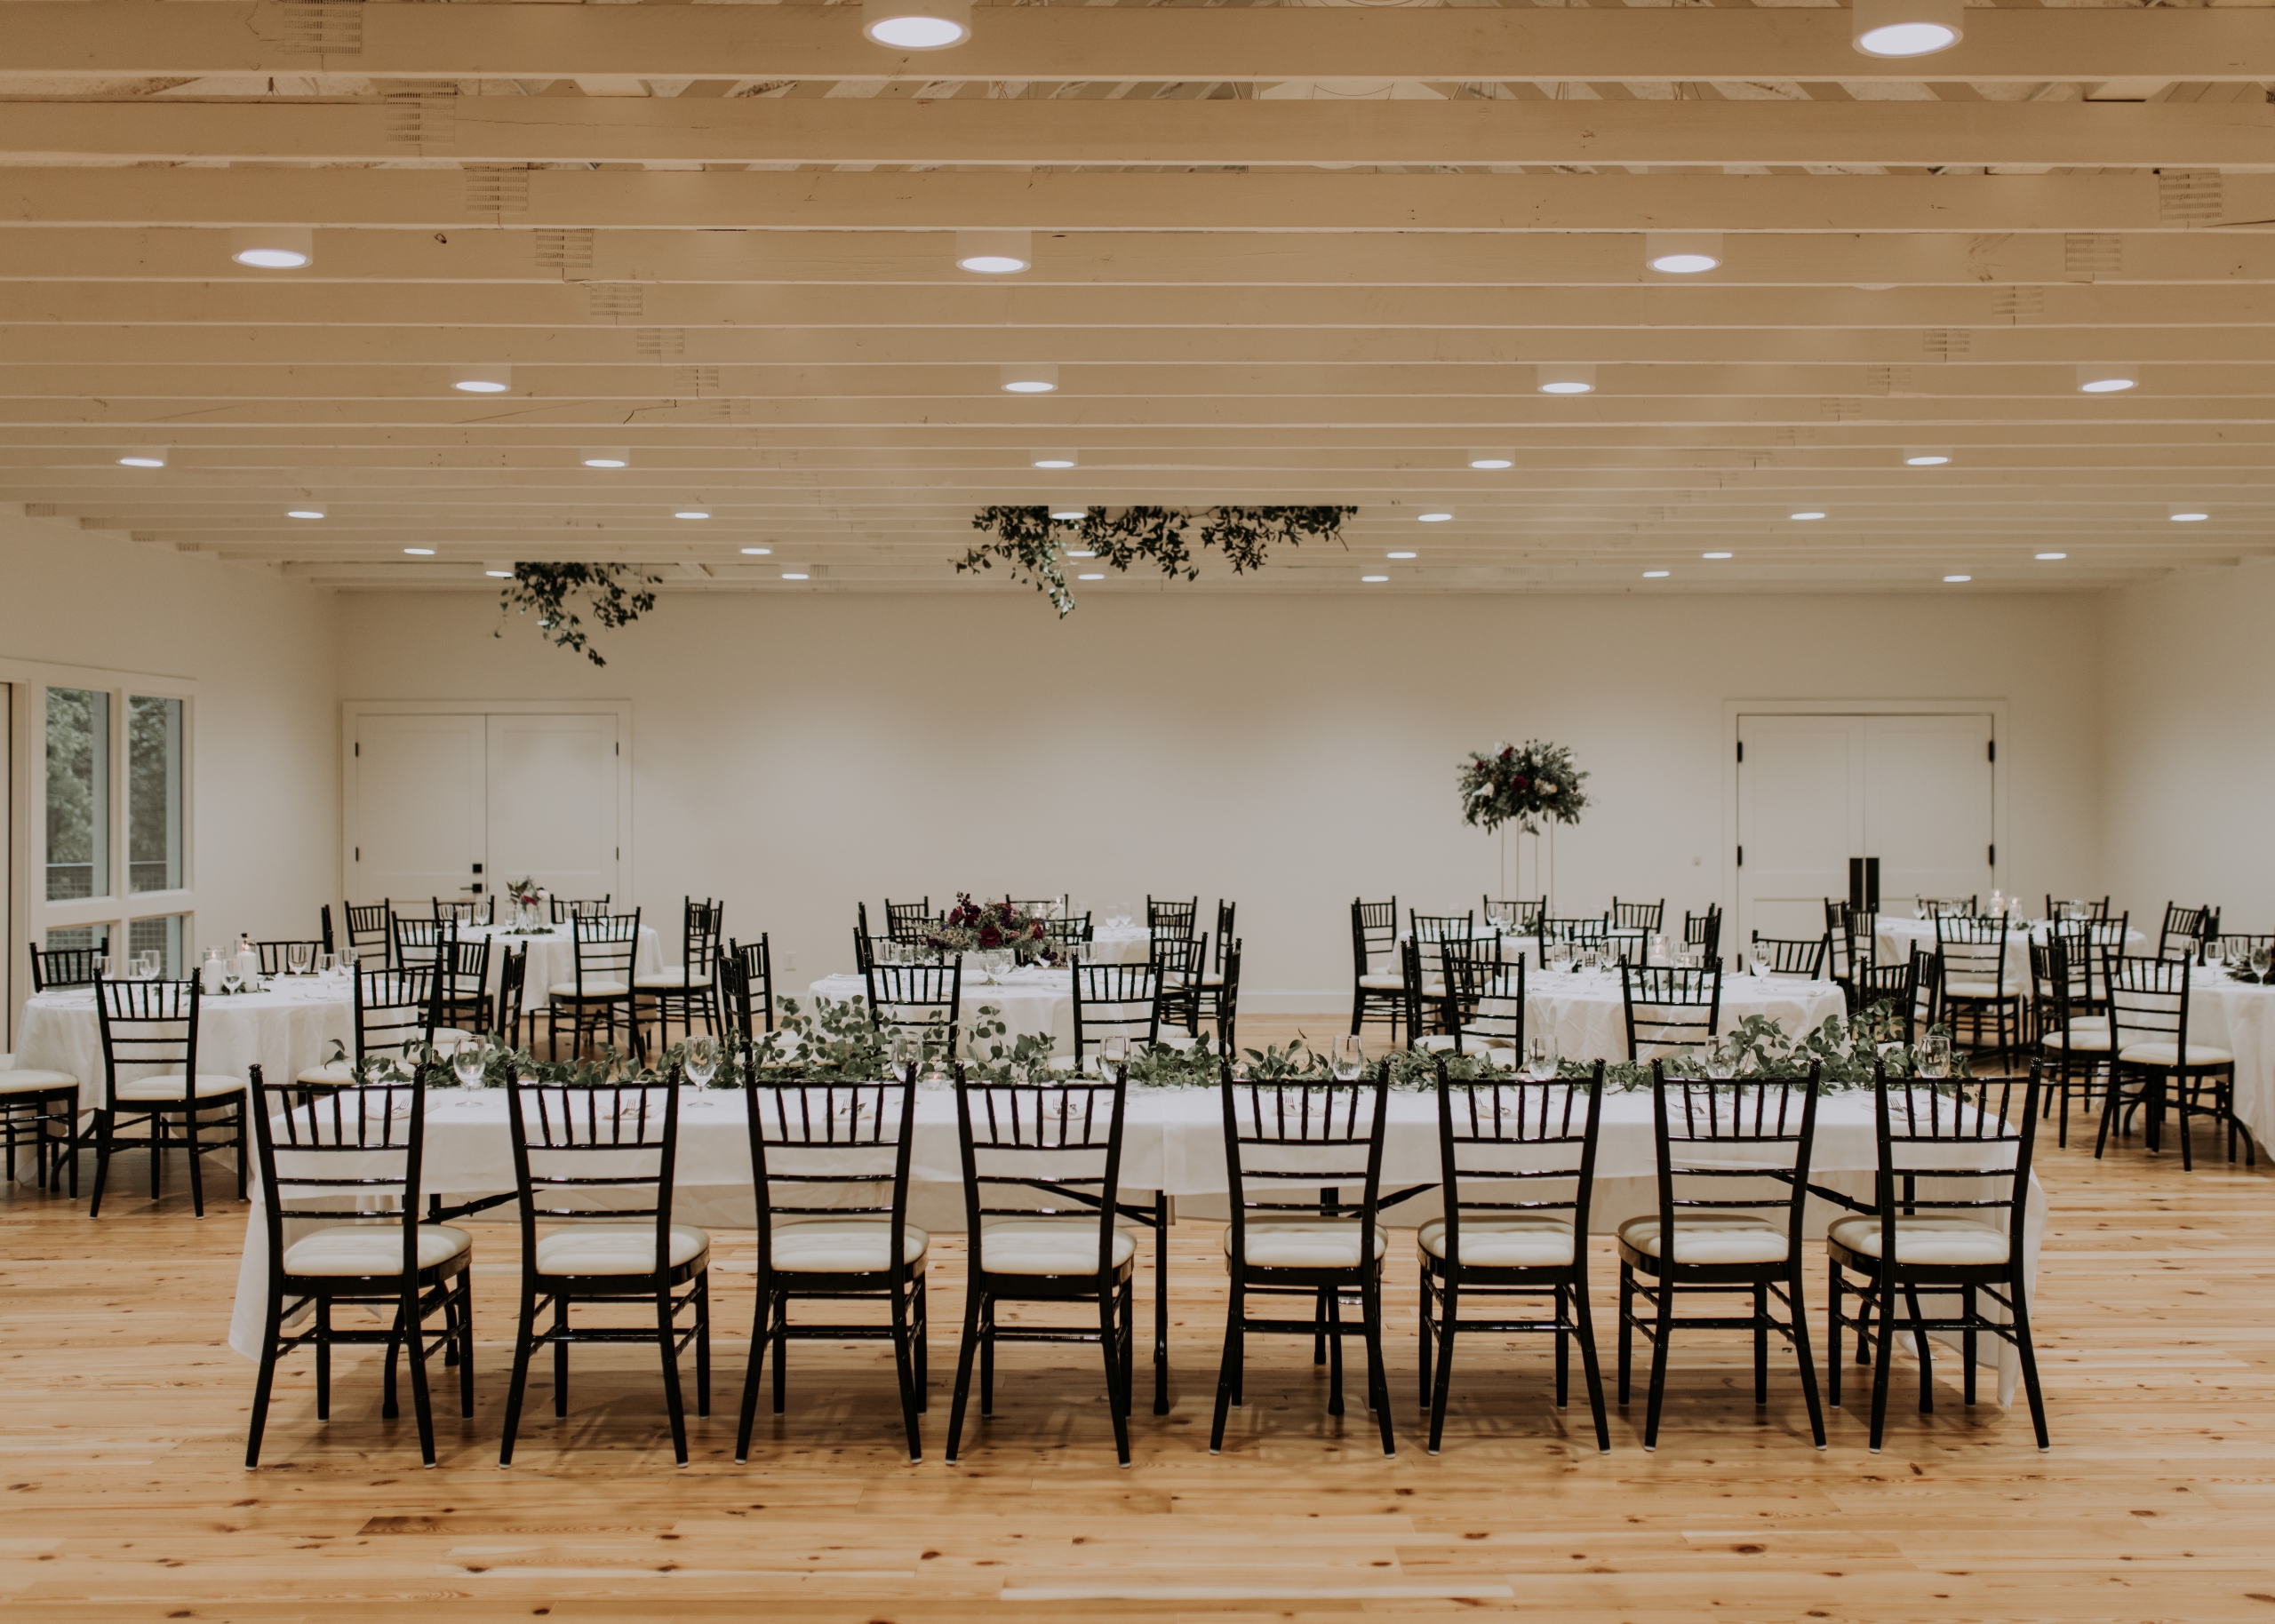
[451,365,511,394]
[1032,449,1077,469]
[229,227,313,269]
[2077,364,2136,394]
[583,449,629,468]
[1067,549,1097,558]
[862,0,971,49]
[2168,506,2209,522]
[956,229,1032,275]
[1904,448,1952,466]
[1386,551,1417,560]
[1944,574,1972,583]
[1001,363,1058,394]
[1468,449,1513,470]
[1361,575,1390,583]
[1641,569,1672,578]
[1703,551,1734,560]
[485,563,515,577]
[740,545,773,555]
[675,508,710,521]
[2034,553,2067,561]
[116,449,167,468]
[403,547,435,556]
[1789,510,1827,521]
[1645,232,1721,275]
[1077,573,1106,582]
[781,570,810,580]
[1050,506,1087,521]
[1417,511,1453,523]
[1851,0,1963,58]
[1537,363,1596,395]
[286,504,324,520]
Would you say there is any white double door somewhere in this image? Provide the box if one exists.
[1736,711,1996,943]
[348,712,620,909]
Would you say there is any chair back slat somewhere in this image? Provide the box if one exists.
[1073,961,1161,1063]
[1648,1064,1820,1246]
[29,943,103,992]
[883,899,936,942]
[1749,933,1829,979]
[1437,1063,1603,1250]
[95,975,201,1103]
[680,896,725,977]
[1621,965,1723,1062]
[1350,897,1398,976]
[955,1071,1130,1276]
[1146,896,1198,937]
[2103,951,2192,1046]
[1220,1070,1391,1252]
[1865,1066,2038,1256]
[391,915,451,972]
[746,1071,918,1257]
[865,959,962,1056]
[571,911,643,992]
[247,1063,433,1276]
[1610,897,1665,932]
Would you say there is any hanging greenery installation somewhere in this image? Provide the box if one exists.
[495,562,663,667]
[962,505,1360,616]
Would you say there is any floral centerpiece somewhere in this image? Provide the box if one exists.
[1457,739,1590,836]
[925,893,1058,965]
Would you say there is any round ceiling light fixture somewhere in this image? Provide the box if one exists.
[1049,506,1088,521]
[403,547,435,556]
[1467,449,1513,470]
[780,568,811,581]
[1537,363,1597,395]
[229,227,314,269]
[740,545,773,555]
[582,448,629,468]
[1904,447,1952,466]
[116,448,168,468]
[862,0,971,49]
[2077,363,2136,394]
[1943,574,1972,583]
[1703,551,1734,560]
[2169,505,2209,522]
[1001,362,1059,394]
[285,503,325,520]
[1386,551,1417,560]
[956,229,1033,275]
[485,562,516,578]
[1641,569,1672,579]
[1361,574,1390,583]
[674,507,710,521]
[1790,509,1828,521]
[1077,573,1106,582]
[1645,232,1722,275]
[1417,510,1453,523]
[1852,0,1964,58]
[1031,450,1077,469]
[451,365,512,394]
[2034,553,2067,561]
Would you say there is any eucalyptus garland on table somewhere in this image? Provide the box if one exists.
[495,562,663,668]
[1458,739,1590,837]
[962,505,1360,616]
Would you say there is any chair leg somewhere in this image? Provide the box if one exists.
[1426,1277,1458,1455]
[1554,1282,1571,1409]
[1362,1280,1394,1458]
[1753,1281,1769,1405]
[1209,1285,1243,1455]
[1570,1277,1611,1454]
[1641,1276,1674,1452]
[234,1099,248,1202]
[945,1286,984,1464]
[245,1306,285,1469]
[1616,1264,1634,1405]
[1325,1287,1345,1416]
[694,1276,712,1420]
[735,1286,771,1464]
[2008,1271,2051,1452]
[1417,1267,1436,1413]
[1962,1285,1978,1407]
[1826,1262,1844,1410]
[456,1275,476,1419]
[88,1111,116,1214]
[657,1286,690,1468]
[1867,1281,1899,1453]
[772,1294,788,1414]
[914,1276,930,1411]
[381,1306,403,1421]
[553,1294,571,1418]
[1785,1267,1827,1451]
[890,1283,924,1464]
[404,1287,438,1469]
[1098,1288,1131,1469]
[980,1302,996,1418]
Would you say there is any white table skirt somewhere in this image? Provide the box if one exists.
[225,1085,2044,1401]
[2157,973,2275,1147]
[14,983,355,1110]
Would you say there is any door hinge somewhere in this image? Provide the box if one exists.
[1736,739,1744,763]
[615,741,619,755]
[354,846,360,862]
[1989,843,1997,866]
[354,740,360,757]
[616,846,620,860]
[1736,845,1744,867]
[1987,738,1996,762]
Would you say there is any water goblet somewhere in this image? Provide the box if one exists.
[1748,943,1770,978]
[1100,1034,1130,1077]
[1920,1032,1953,1079]
[288,943,313,977]
[451,1041,487,1090]
[139,951,161,980]
[1332,1033,1365,1082]
[684,1033,720,1087]
[220,960,243,996]
[1525,1034,1557,1080]
[889,1031,918,1078]
[2254,945,2272,982]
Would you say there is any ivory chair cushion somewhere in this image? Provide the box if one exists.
[1827,1214,2010,1267]
[1356,974,1402,991]
[115,1073,246,1102]
[1458,1029,1521,1053]
[1944,978,2011,999]
[978,1218,1137,1276]
[1414,1034,1460,1054]
[547,979,630,999]
[634,967,711,990]
[1226,1218,1390,1270]
[294,1059,358,1086]
[0,1068,78,1094]
[1618,1212,1791,1265]
[1418,1214,1576,1269]
[283,1222,472,1278]
[535,1222,711,1276]
[2117,1041,2235,1069]
[768,1219,929,1274]
[2040,1028,2111,1054]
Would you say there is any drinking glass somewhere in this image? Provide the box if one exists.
[220,961,243,996]
[339,950,357,976]
[451,1042,487,1090]
[1108,902,1129,930]
[1649,932,1669,967]
[1920,1032,1953,1079]
[139,951,160,980]
[889,1031,917,1077]
[287,943,313,977]
[1100,1034,1130,1077]
[1748,943,1770,977]
[95,954,115,981]
[2254,945,2272,981]
[1525,1034,1557,1080]
[684,1034,720,1087]
[1332,1033,1365,1082]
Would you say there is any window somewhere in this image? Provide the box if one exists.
[130,696,184,895]
[45,687,108,903]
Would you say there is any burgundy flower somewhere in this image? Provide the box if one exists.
[978,925,1004,948]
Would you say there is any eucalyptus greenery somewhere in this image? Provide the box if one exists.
[495,561,663,667]
[962,505,1360,616]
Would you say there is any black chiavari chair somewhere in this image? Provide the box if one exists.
[1401,937,1456,1054]
[492,945,530,1052]
[1747,932,1830,980]
[299,967,441,1087]
[250,939,327,978]
[1853,952,1923,1047]
[2045,895,2111,922]
[1423,1062,1608,1453]
[635,896,724,1051]
[318,904,337,957]
[342,900,393,963]
[1146,896,1198,937]
[1449,950,1525,1061]
[1919,896,1978,919]
[1683,905,1723,967]
[1152,931,1208,1037]
[2098,952,2249,1170]
[390,915,451,974]
[431,896,491,926]
[1200,939,1242,1052]
[864,959,962,1063]
[725,936,775,1036]
[1620,965,1723,1063]
[1,964,80,1188]
[1072,961,1161,1070]
[2158,902,2218,961]
[2032,938,2108,1148]
[544,911,643,1062]
[1610,897,1665,932]
[28,942,103,992]
[90,975,247,1218]
[884,899,936,942]
[547,896,613,925]
[1936,916,2020,1065]
[432,932,492,1040]
[1350,896,1402,1041]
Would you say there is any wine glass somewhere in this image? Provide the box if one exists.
[220,958,243,996]
[1920,1032,1953,1079]
[1108,901,1129,931]
[890,1031,918,1078]
[287,943,313,977]
[1332,1033,1364,1082]
[1100,1034,1130,1077]
[1525,1034,1557,1080]
[451,1041,487,1090]
[2254,944,2273,982]
[1748,943,1771,977]
[684,1034,720,1087]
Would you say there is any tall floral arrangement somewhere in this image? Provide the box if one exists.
[925,893,1058,964]
[1457,739,1589,836]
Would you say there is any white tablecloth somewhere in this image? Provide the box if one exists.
[2159,971,2275,1149]
[14,982,355,1110]
[809,967,1083,1055]
[456,923,663,996]
[225,1085,2044,1400]
[1877,918,2143,995]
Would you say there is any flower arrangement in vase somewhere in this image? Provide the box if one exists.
[924,894,1058,966]
[1457,740,1590,836]
[501,877,552,932]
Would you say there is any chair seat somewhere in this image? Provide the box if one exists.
[2117,1041,2234,1069]
[1458,1028,1520,1050]
[978,1218,1137,1277]
[432,1029,481,1047]
[115,1073,246,1102]
[1419,1214,1576,1268]
[0,1068,78,1095]
[1414,1034,1460,1054]
[1226,1218,1389,1270]
[2040,1028,2111,1054]
[293,1059,358,1086]
[634,967,712,991]
[1618,1212,1790,1265]
[1356,974,1402,991]
[1944,978,2012,999]
[547,979,630,999]
[1828,1214,2010,1267]
[535,1222,711,1276]
[768,1219,928,1274]
[283,1222,472,1278]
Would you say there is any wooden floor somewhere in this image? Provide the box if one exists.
[7,1025,2274,1622]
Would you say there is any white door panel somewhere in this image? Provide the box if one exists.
[352,714,486,907]
[484,713,619,903]
[1865,714,1995,909]
[1736,715,1864,943]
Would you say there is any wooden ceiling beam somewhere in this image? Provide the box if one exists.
[11,3,2271,85]
[11,97,2273,171]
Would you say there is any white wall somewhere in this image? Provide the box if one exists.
[2102,558,2275,935]
[339,585,2103,1006]
[0,511,341,1022]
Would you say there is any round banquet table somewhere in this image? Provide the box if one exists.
[1875,916,2143,995]
[224,1083,2044,1402]
[13,978,355,1111]
[452,921,663,995]
[2166,968,2275,1150]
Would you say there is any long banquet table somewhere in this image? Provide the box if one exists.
[227,1083,2042,1404]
